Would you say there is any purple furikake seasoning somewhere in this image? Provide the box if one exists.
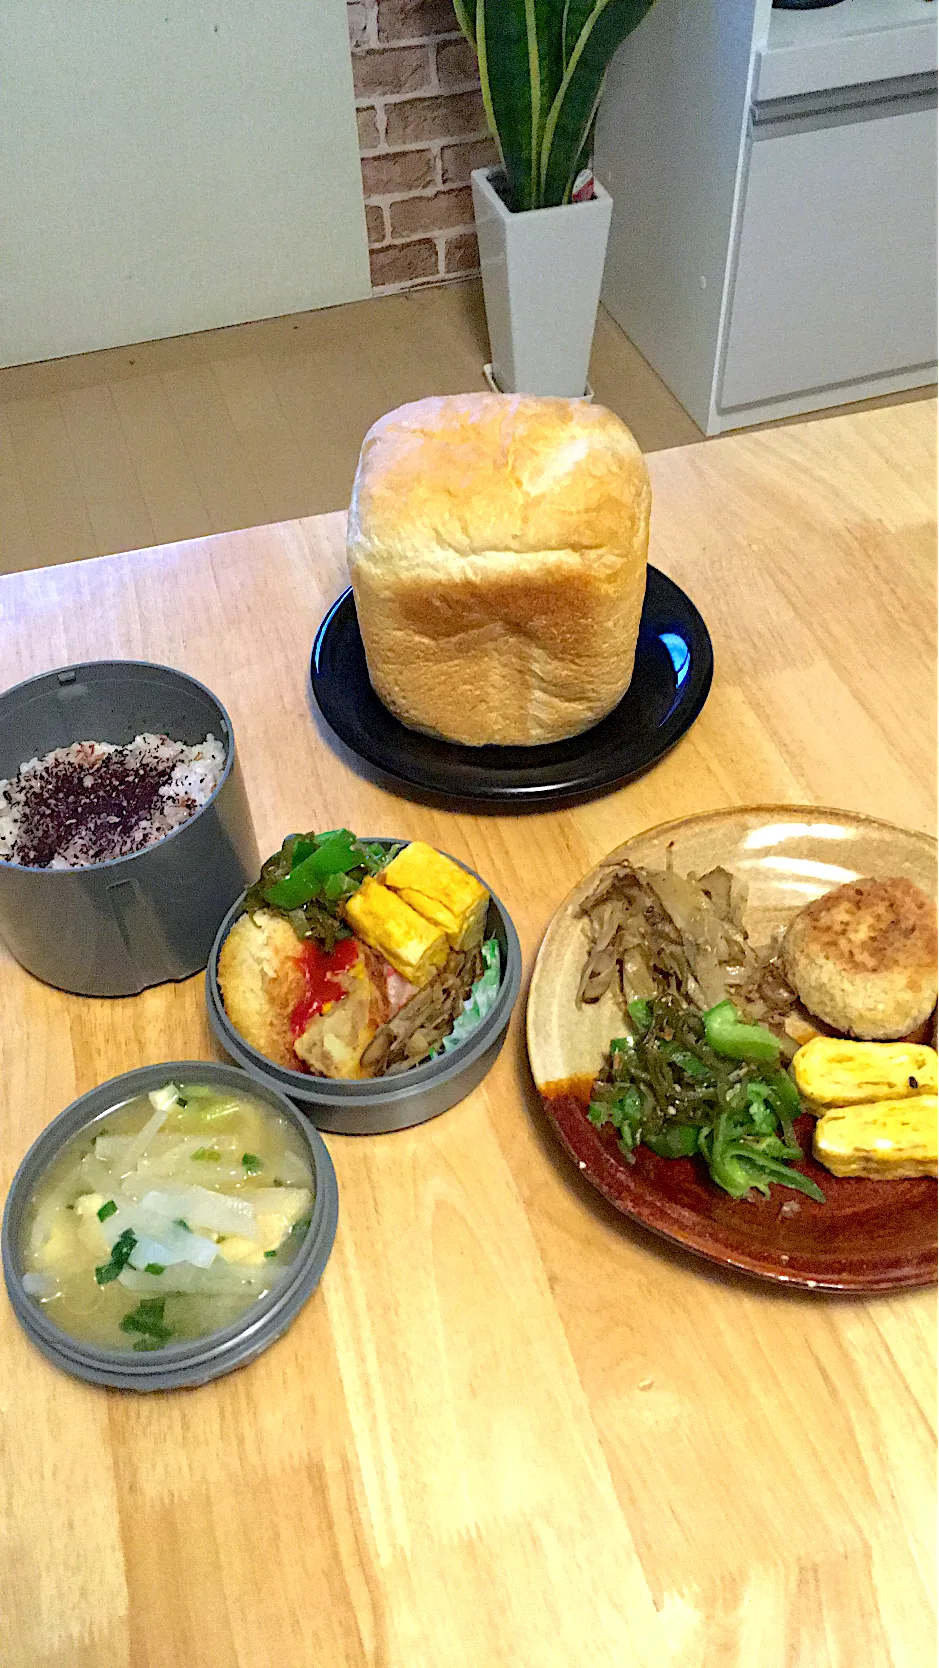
[12,745,177,867]
[0,735,226,870]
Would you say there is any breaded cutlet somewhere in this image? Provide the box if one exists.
[783,875,937,1040]
[217,910,305,1070]
[217,909,390,1078]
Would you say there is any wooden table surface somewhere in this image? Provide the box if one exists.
[0,401,935,1668]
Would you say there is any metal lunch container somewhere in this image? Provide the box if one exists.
[2,1061,338,1392]
[0,660,259,996]
[206,843,523,1135]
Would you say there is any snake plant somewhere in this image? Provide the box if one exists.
[453,0,656,212]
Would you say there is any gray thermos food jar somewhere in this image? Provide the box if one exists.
[0,660,259,996]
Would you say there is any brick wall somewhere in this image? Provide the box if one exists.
[347,0,499,292]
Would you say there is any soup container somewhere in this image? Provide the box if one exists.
[0,660,259,996]
[206,843,523,1134]
[2,1061,338,1392]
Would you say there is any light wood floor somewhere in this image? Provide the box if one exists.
[0,279,934,577]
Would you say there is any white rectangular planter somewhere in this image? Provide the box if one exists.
[471,166,613,399]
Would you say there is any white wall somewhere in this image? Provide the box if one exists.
[0,0,371,366]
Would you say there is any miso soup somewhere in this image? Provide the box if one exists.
[21,1081,314,1352]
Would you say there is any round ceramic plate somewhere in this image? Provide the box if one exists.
[527,806,938,1292]
[309,570,713,807]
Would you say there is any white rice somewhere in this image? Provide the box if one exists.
[0,733,226,868]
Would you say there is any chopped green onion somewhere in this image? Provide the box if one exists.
[241,1153,262,1173]
[264,1249,278,1259]
[120,1296,172,1342]
[97,1199,118,1222]
[191,1147,221,1162]
[95,1229,137,1286]
[144,1263,165,1276]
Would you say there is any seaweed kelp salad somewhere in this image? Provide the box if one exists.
[589,997,824,1202]
[243,829,394,952]
[219,831,501,1079]
[21,1081,314,1352]
[578,856,823,1201]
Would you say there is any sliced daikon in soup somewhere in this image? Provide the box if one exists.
[21,1083,314,1351]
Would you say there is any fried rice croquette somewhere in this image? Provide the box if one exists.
[783,876,937,1041]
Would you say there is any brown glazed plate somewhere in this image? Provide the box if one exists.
[527,806,938,1292]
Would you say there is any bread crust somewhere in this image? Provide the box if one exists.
[347,394,650,746]
[783,876,938,1040]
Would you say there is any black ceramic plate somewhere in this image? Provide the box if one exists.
[309,568,713,808]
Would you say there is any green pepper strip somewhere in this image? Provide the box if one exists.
[703,1000,781,1064]
[744,1087,778,1136]
[589,1086,645,1155]
[263,832,361,908]
[704,1112,825,1201]
[322,870,360,903]
[763,1068,802,1144]
[284,834,316,869]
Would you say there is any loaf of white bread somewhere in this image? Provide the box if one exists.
[347,393,651,747]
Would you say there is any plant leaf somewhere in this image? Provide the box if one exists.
[479,0,565,210]
[567,90,601,200]
[560,0,581,67]
[451,0,477,49]
[541,0,655,207]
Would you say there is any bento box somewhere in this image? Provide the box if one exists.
[206,834,523,1135]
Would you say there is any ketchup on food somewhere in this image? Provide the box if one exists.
[290,935,359,1037]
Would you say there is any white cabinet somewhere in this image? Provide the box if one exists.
[720,100,937,412]
[596,0,938,434]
